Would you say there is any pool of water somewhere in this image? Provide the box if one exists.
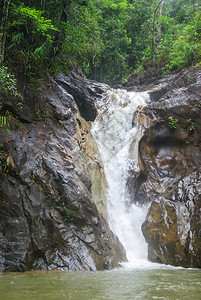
[0,262,201,300]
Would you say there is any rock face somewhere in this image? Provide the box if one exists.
[56,71,107,121]
[0,73,126,272]
[127,67,201,268]
[1,65,201,271]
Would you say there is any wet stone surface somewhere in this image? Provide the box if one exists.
[0,74,126,272]
[127,67,201,268]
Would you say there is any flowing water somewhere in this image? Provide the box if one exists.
[91,88,149,263]
[1,89,201,299]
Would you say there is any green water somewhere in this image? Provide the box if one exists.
[0,264,201,300]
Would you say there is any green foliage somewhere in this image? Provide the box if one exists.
[187,119,195,131]
[0,0,200,83]
[167,0,196,23]
[6,2,58,76]
[43,191,77,222]
[44,194,56,206]
[90,0,133,83]
[168,116,178,129]
[168,12,201,70]
[61,202,77,222]
[0,66,22,97]
[0,151,15,173]
[0,111,13,132]
[11,4,58,41]
[60,0,103,75]
[0,115,9,129]
[141,1,201,72]
[0,113,14,174]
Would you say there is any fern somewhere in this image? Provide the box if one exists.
[33,43,47,60]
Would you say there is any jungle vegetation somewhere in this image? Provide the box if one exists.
[0,0,201,87]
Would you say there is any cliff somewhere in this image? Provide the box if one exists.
[126,67,201,268]
[0,71,126,272]
[1,65,201,271]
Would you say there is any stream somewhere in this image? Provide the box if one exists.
[0,266,201,299]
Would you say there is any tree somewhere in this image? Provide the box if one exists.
[6,2,58,75]
[151,0,165,65]
[90,0,133,83]
[0,0,11,64]
[0,0,200,84]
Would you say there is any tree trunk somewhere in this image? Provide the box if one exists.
[158,0,165,41]
[151,0,163,65]
[0,0,11,64]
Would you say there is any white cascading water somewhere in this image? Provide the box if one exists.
[91,88,150,266]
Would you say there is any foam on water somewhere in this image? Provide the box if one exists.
[91,88,150,264]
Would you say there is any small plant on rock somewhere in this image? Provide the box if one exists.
[0,66,22,98]
[168,116,178,129]
[187,119,195,131]
[61,202,77,222]
[44,194,56,206]
[0,152,15,173]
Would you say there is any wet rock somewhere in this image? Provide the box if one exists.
[56,71,108,121]
[128,66,201,268]
[142,201,187,266]
[0,74,126,272]
[114,70,174,93]
[188,83,201,96]
[149,83,168,102]
[76,117,108,219]
[142,171,201,268]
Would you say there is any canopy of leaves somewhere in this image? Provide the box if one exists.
[0,0,200,85]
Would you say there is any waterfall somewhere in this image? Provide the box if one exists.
[91,88,150,265]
